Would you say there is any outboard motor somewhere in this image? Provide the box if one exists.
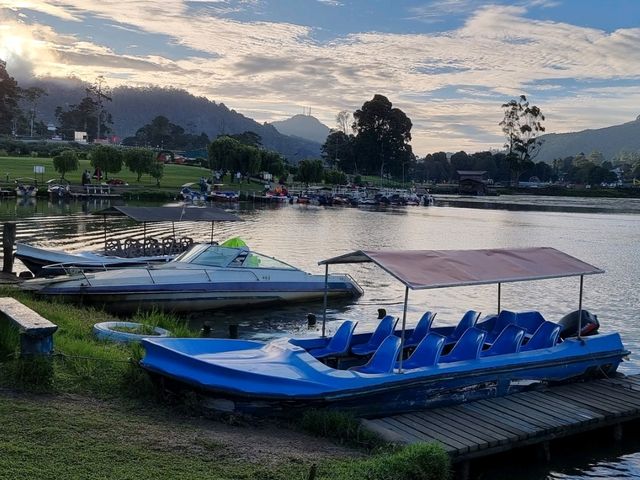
[558,310,600,339]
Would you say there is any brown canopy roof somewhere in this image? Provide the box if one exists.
[320,247,603,290]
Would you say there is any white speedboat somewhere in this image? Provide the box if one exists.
[15,206,241,276]
[22,241,364,314]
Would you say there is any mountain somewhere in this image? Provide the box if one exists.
[23,78,322,163]
[271,114,331,144]
[536,116,640,162]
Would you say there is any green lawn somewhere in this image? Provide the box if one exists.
[0,156,264,193]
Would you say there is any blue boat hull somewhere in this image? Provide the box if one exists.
[141,333,627,417]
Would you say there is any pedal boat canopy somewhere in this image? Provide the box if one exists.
[319,247,604,370]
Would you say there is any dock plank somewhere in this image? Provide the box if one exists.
[361,374,640,463]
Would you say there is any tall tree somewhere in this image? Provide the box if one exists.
[125,115,209,150]
[86,76,112,141]
[499,95,545,186]
[352,94,414,178]
[335,110,352,134]
[296,159,324,185]
[21,86,47,137]
[0,63,20,135]
[229,131,262,147]
[55,97,111,141]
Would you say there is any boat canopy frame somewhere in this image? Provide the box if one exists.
[93,206,241,254]
[318,247,604,372]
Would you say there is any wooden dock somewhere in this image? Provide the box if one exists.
[363,374,640,464]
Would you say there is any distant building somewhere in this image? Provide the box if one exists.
[74,131,88,144]
[457,170,488,195]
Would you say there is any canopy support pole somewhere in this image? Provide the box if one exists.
[172,222,176,240]
[103,215,107,255]
[577,275,584,340]
[398,285,409,374]
[210,221,214,244]
[321,264,329,337]
[143,222,147,256]
[497,282,501,314]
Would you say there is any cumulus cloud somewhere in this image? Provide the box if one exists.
[1,1,639,153]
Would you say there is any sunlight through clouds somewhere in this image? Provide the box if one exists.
[1,1,639,153]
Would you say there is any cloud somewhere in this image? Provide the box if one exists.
[2,2,639,154]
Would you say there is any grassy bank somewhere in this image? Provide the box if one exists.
[0,288,450,479]
[0,157,266,197]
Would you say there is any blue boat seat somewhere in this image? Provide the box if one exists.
[448,310,481,342]
[480,325,526,357]
[515,311,547,334]
[521,321,561,351]
[350,335,402,374]
[480,310,517,342]
[309,320,358,359]
[351,315,399,356]
[401,332,446,369]
[441,327,486,363]
[404,311,437,349]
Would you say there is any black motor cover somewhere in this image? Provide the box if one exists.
[558,310,600,339]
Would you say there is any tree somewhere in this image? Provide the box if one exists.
[208,136,243,173]
[352,94,414,178]
[499,95,545,186]
[85,76,112,141]
[56,97,111,141]
[0,63,20,135]
[148,161,164,186]
[21,87,47,137]
[229,131,262,147]
[90,145,122,180]
[296,159,324,185]
[260,150,285,176]
[324,169,348,185]
[322,130,356,172]
[52,150,79,179]
[335,110,352,134]
[123,148,155,182]
[122,115,209,150]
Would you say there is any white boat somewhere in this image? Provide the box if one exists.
[22,241,364,314]
[15,178,37,197]
[15,206,241,276]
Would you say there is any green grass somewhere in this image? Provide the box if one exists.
[0,286,196,397]
[0,394,450,480]
[0,156,264,193]
[0,289,451,479]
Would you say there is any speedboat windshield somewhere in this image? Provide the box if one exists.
[173,244,299,270]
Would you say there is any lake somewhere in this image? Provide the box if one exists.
[2,194,639,478]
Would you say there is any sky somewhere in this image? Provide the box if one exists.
[1,0,639,155]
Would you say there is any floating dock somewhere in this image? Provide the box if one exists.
[363,374,640,467]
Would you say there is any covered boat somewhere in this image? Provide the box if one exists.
[140,247,628,417]
[21,239,363,313]
[15,206,241,276]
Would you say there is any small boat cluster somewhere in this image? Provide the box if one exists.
[293,187,433,207]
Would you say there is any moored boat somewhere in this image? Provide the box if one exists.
[139,247,628,417]
[21,239,363,313]
[15,206,241,276]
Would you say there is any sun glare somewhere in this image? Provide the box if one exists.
[0,34,25,60]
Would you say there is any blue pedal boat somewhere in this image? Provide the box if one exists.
[141,247,629,417]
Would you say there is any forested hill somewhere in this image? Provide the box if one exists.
[25,78,322,162]
[536,116,640,163]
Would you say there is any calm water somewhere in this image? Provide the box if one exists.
[1,194,639,478]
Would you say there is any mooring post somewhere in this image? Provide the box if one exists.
[2,221,16,274]
[537,441,551,462]
[228,324,238,339]
[613,423,624,442]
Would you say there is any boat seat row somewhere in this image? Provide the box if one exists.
[313,316,562,374]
